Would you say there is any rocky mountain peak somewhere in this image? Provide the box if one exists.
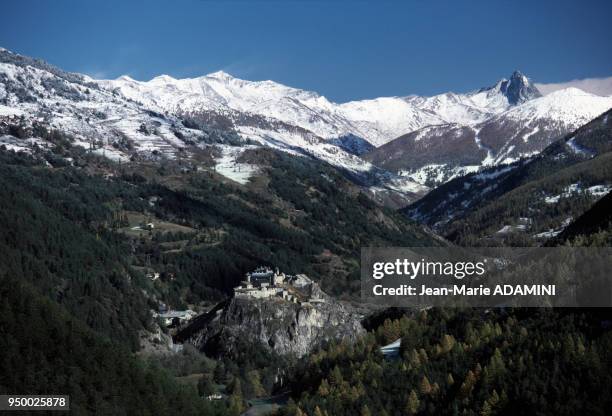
[479,70,542,105]
[499,70,542,105]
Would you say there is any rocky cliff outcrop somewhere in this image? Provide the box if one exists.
[174,293,364,358]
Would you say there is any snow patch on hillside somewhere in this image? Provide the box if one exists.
[400,164,480,186]
[544,183,611,204]
[502,88,612,127]
[566,136,595,158]
[214,146,258,184]
[534,217,574,239]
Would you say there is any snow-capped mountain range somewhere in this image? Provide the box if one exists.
[366,86,612,186]
[1,47,611,202]
[101,69,540,147]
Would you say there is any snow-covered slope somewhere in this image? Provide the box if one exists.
[499,87,612,126]
[0,48,211,160]
[0,48,427,204]
[100,70,540,147]
[404,109,612,243]
[2,46,611,199]
[478,88,612,163]
[366,87,612,186]
[100,71,361,143]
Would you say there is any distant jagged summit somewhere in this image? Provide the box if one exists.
[500,70,542,104]
[483,70,542,105]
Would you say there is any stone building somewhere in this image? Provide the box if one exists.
[233,267,317,304]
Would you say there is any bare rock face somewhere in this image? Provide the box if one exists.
[175,294,364,358]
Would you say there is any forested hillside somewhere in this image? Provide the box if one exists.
[275,154,612,416]
[0,136,440,414]
[554,191,612,246]
[0,275,225,415]
[279,308,612,416]
[1,8,611,415]
[406,109,612,245]
[0,75,609,416]
[0,151,152,348]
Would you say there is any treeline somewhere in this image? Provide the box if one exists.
[127,147,438,300]
[447,152,612,246]
[555,191,612,246]
[406,109,612,247]
[0,139,437,334]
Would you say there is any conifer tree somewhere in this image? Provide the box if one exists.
[420,376,432,395]
[329,366,344,387]
[246,369,265,397]
[318,379,330,397]
[480,400,493,416]
[405,390,420,415]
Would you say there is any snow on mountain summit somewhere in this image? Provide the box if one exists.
[1,46,611,194]
[480,70,542,105]
[501,87,612,125]
[102,69,547,147]
[365,85,612,186]
[148,74,178,84]
[205,70,234,80]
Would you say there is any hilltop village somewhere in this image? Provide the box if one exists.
[153,267,326,329]
[174,266,362,358]
[234,267,326,305]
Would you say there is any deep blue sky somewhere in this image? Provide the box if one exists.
[2,0,611,102]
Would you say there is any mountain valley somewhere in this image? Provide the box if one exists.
[1,45,612,416]
[406,109,612,245]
